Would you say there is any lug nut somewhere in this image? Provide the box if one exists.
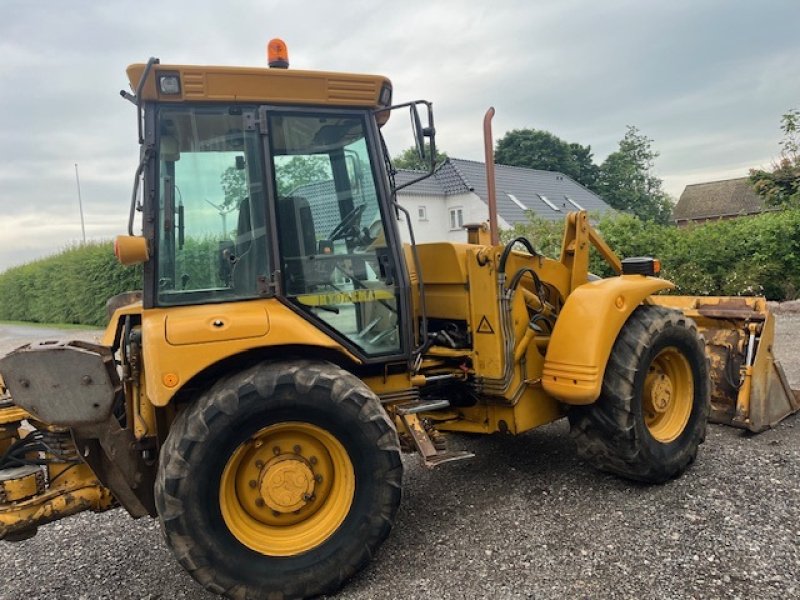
[309,456,318,466]
[272,510,280,517]
[303,493,315,502]
[315,474,323,484]
[249,480,257,489]
[293,445,301,454]
[273,446,281,456]
[255,460,265,469]
[255,498,265,507]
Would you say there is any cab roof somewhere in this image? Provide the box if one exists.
[126,63,392,109]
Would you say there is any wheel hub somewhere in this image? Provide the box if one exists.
[646,372,673,414]
[260,456,315,513]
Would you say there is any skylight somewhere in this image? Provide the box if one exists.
[538,194,560,211]
[565,196,584,210]
[507,193,527,210]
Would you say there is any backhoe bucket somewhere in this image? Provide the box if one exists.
[651,296,800,432]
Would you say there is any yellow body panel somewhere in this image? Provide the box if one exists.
[141,298,359,407]
[542,275,674,405]
[0,462,113,540]
[127,64,390,108]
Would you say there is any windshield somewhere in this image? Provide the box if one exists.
[155,106,268,305]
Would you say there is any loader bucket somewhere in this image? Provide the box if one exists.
[650,296,800,432]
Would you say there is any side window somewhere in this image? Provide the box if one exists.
[156,106,267,305]
[449,207,463,230]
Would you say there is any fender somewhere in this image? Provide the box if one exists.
[542,275,674,405]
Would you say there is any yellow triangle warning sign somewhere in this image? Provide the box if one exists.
[476,315,494,334]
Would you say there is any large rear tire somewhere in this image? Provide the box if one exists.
[155,360,402,599]
[568,305,710,483]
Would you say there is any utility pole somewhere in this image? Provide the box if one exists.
[74,163,86,244]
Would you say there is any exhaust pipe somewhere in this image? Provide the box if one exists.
[483,107,499,246]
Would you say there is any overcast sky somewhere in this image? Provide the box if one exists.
[1,0,798,271]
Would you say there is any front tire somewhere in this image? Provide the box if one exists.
[155,360,402,599]
[568,305,710,483]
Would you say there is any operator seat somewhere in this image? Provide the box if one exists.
[277,196,316,295]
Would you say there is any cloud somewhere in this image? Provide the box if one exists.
[0,0,799,270]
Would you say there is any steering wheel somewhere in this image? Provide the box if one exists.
[328,204,366,241]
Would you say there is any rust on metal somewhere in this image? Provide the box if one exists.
[483,107,499,246]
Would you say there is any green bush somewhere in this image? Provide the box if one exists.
[2,209,799,327]
[0,242,142,327]
[506,209,800,301]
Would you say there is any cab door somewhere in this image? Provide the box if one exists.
[263,107,411,360]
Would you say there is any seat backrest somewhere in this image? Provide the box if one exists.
[278,196,316,294]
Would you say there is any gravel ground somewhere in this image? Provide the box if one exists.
[1,316,799,600]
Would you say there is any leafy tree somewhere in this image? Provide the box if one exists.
[221,165,246,210]
[274,155,331,196]
[750,108,800,207]
[595,126,673,224]
[392,144,447,170]
[220,155,332,204]
[494,129,599,189]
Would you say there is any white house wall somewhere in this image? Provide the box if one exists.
[396,192,510,244]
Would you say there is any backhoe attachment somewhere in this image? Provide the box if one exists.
[652,296,800,432]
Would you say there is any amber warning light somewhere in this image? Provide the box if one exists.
[268,38,289,69]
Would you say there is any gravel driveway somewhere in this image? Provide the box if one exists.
[1,316,799,600]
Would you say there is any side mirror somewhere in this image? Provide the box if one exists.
[410,104,425,161]
[114,235,149,266]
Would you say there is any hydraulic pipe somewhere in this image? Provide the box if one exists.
[483,107,499,246]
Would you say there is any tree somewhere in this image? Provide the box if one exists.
[494,129,599,189]
[595,126,673,224]
[220,155,332,206]
[750,108,800,207]
[274,155,331,196]
[221,166,246,210]
[392,144,447,170]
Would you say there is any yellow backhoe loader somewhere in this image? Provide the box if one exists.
[1,40,798,599]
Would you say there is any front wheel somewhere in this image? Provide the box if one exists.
[155,360,402,599]
[569,305,710,483]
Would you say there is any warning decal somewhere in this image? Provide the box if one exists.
[476,315,495,334]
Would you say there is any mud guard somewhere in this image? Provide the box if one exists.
[542,275,674,405]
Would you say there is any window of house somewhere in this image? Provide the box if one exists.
[507,193,527,210]
[538,194,561,211]
[418,205,428,220]
[565,195,584,210]
[449,207,464,230]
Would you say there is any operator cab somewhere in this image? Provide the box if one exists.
[124,52,435,363]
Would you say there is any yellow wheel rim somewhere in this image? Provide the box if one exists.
[642,347,694,443]
[219,422,355,557]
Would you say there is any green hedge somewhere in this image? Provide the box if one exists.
[0,242,142,327]
[2,210,799,327]
[505,208,800,301]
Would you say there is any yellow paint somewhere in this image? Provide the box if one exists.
[101,302,144,347]
[0,405,30,426]
[219,422,355,557]
[142,298,359,407]
[297,287,394,307]
[114,235,149,266]
[1,470,39,502]
[165,303,269,345]
[162,373,179,388]
[643,348,694,442]
[543,275,674,405]
[126,63,391,111]
[0,462,113,540]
